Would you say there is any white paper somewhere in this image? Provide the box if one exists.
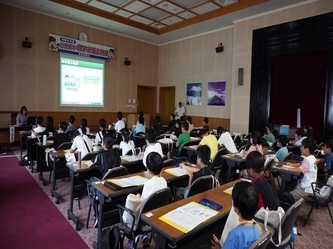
[109,175,149,187]
[164,167,188,176]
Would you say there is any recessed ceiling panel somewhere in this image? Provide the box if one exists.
[151,22,167,29]
[130,15,154,25]
[160,15,183,25]
[156,1,184,14]
[140,7,169,20]
[124,1,150,13]
[170,0,204,8]
[88,0,117,12]
[191,2,219,15]
[177,11,197,19]
[101,0,131,7]
[114,9,133,18]
[141,0,164,5]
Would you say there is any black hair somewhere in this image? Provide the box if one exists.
[80,118,88,135]
[155,116,161,123]
[35,116,43,125]
[175,120,181,127]
[138,116,144,125]
[278,135,287,147]
[69,115,75,124]
[204,117,209,123]
[302,138,316,154]
[146,152,163,175]
[151,119,159,130]
[171,113,175,119]
[187,116,192,124]
[59,121,67,132]
[216,126,226,136]
[139,111,144,117]
[117,111,123,121]
[45,116,54,131]
[250,130,262,145]
[99,118,106,129]
[121,128,130,143]
[182,121,189,131]
[303,124,313,138]
[232,181,258,221]
[20,106,28,115]
[324,139,333,150]
[178,101,182,105]
[103,133,116,149]
[197,145,211,165]
[266,123,274,132]
[145,128,155,143]
[70,129,80,140]
[295,128,305,137]
[199,127,210,137]
[246,151,265,173]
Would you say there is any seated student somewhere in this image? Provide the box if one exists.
[292,128,307,148]
[136,111,146,127]
[78,118,90,135]
[179,145,213,198]
[69,130,93,158]
[217,126,238,153]
[282,138,317,201]
[168,113,176,132]
[303,124,313,140]
[115,111,126,132]
[53,121,71,150]
[16,105,28,126]
[202,117,209,130]
[65,115,77,134]
[275,135,289,163]
[31,116,46,139]
[41,116,57,137]
[187,116,194,133]
[264,123,276,145]
[143,128,164,167]
[123,152,167,247]
[119,128,135,156]
[154,115,164,133]
[176,121,191,152]
[323,139,333,174]
[95,118,107,145]
[243,131,263,158]
[134,115,145,135]
[199,127,218,161]
[151,119,161,138]
[171,120,182,138]
[211,181,261,249]
[247,151,279,211]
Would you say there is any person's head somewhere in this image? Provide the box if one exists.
[121,128,130,142]
[145,128,155,143]
[295,128,305,138]
[303,124,313,138]
[246,151,265,176]
[178,102,182,107]
[199,127,210,138]
[203,117,209,124]
[80,118,88,134]
[278,135,287,147]
[187,116,192,125]
[102,133,115,150]
[232,181,258,221]
[59,121,67,132]
[70,130,80,140]
[139,111,144,117]
[175,120,181,128]
[250,130,261,145]
[117,111,123,121]
[170,113,175,120]
[68,115,75,125]
[99,118,106,129]
[45,116,54,130]
[20,106,28,115]
[266,123,274,134]
[146,152,163,175]
[323,139,333,155]
[155,116,161,124]
[138,115,144,125]
[181,121,189,132]
[35,116,43,126]
[217,126,225,136]
[151,119,159,130]
[196,145,211,166]
[301,138,316,156]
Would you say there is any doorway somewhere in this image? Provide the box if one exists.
[137,86,156,126]
[159,86,175,126]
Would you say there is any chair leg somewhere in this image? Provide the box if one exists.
[327,204,333,223]
[86,203,92,228]
[303,203,315,226]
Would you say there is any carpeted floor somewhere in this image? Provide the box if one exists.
[3,147,333,249]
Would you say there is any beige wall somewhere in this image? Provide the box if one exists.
[159,0,333,134]
[0,4,158,113]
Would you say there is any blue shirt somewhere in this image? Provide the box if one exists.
[223,223,260,249]
[135,123,146,134]
[276,146,288,163]
[324,152,333,173]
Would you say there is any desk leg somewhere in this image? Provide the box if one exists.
[152,228,175,249]
[50,159,60,204]
[67,170,81,231]
[225,160,237,182]
[94,193,105,249]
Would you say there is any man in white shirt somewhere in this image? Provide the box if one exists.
[175,102,185,119]
[31,116,46,138]
[115,111,126,132]
[143,129,164,167]
[217,127,238,153]
[69,130,93,158]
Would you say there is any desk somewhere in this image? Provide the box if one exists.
[222,154,246,182]
[141,180,237,249]
[92,165,188,249]
[36,141,53,186]
[120,153,145,173]
[49,150,70,203]
[273,160,301,193]
[66,161,100,230]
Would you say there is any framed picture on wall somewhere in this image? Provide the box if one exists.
[186,83,202,105]
[207,81,226,106]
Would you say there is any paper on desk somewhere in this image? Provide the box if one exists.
[164,167,188,176]
[223,186,233,195]
[157,138,174,144]
[107,175,149,187]
[83,160,94,167]
[159,201,218,233]
[121,154,143,162]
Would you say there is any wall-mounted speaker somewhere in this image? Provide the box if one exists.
[124,57,131,66]
[238,68,244,85]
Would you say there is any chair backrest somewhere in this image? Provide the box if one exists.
[283,152,292,162]
[272,198,304,245]
[125,147,141,156]
[179,140,200,157]
[211,148,228,168]
[27,138,38,161]
[57,142,72,150]
[81,151,99,161]
[249,230,272,249]
[162,158,176,167]
[102,166,128,180]
[187,175,220,198]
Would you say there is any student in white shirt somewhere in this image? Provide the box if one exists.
[31,116,46,138]
[95,118,107,145]
[217,126,238,153]
[175,102,185,119]
[69,130,93,158]
[78,118,90,135]
[119,128,135,156]
[143,128,164,167]
[115,111,126,132]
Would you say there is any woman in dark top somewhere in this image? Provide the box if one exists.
[53,121,71,150]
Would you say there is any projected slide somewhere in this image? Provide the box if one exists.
[60,53,104,107]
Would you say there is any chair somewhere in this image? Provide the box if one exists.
[26,137,38,172]
[268,198,304,248]
[117,187,172,249]
[81,151,99,161]
[133,132,146,150]
[211,148,228,183]
[249,230,272,249]
[125,147,141,156]
[57,142,72,150]
[86,166,129,228]
[303,179,333,226]
[186,175,220,198]
[162,158,176,167]
[283,152,292,162]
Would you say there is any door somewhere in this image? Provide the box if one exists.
[137,86,156,126]
[159,87,175,126]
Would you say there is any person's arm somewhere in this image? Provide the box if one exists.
[210,234,222,249]
[281,161,302,173]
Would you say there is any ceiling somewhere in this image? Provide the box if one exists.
[0,0,312,45]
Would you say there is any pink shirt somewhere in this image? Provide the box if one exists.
[244,144,263,158]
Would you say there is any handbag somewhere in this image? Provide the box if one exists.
[254,206,285,247]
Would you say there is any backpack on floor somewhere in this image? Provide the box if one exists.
[19,155,30,166]
[100,225,122,249]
